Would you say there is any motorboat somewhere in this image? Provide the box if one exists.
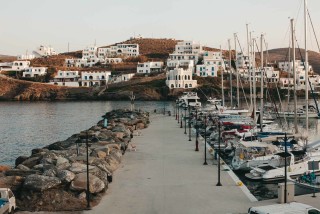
[245,150,320,181]
[178,92,201,108]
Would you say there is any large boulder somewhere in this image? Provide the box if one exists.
[56,156,69,166]
[0,176,24,191]
[15,156,29,167]
[57,170,75,183]
[70,173,105,193]
[0,165,11,172]
[5,169,40,177]
[24,174,61,191]
[68,162,95,173]
[21,156,40,168]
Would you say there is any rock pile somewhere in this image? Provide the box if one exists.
[0,109,149,211]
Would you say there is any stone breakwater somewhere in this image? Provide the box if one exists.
[0,109,149,211]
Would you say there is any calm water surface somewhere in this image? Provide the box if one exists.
[0,101,172,166]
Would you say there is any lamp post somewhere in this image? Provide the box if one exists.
[203,115,208,165]
[175,101,178,120]
[195,108,199,151]
[75,131,92,210]
[184,106,187,134]
[180,112,183,128]
[216,121,222,186]
[188,105,191,141]
[178,105,180,124]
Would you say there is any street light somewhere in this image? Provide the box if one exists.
[184,106,187,134]
[75,131,92,210]
[203,114,208,165]
[178,105,180,124]
[195,107,199,151]
[180,111,183,128]
[216,121,222,186]
[175,101,178,120]
[188,105,191,141]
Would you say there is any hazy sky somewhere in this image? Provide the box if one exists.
[1,0,320,55]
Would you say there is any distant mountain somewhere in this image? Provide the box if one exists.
[265,48,320,74]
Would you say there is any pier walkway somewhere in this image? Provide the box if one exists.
[90,114,275,214]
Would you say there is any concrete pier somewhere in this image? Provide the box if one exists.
[89,114,319,214]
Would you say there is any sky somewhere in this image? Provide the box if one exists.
[1,0,320,55]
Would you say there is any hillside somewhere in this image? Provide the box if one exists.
[0,54,16,62]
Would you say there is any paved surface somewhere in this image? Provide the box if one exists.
[90,114,276,214]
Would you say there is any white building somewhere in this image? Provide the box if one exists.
[80,71,111,87]
[168,53,199,65]
[166,59,194,69]
[17,54,35,60]
[33,45,57,57]
[12,61,30,71]
[264,67,279,83]
[278,60,313,74]
[236,52,251,69]
[137,62,163,74]
[196,64,218,77]
[98,44,139,58]
[111,73,135,83]
[49,70,80,87]
[105,58,122,64]
[174,41,202,55]
[166,67,197,89]
[22,67,47,77]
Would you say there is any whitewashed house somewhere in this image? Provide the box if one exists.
[166,67,197,89]
[175,41,202,55]
[17,54,35,60]
[33,45,57,57]
[196,64,218,77]
[104,58,122,64]
[137,62,163,74]
[98,44,139,58]
[12,61,30,71]
[278,60,313,74]
[23,67,47,77]
[49,70,80,87]
[264,67,279,83]
[80,71,111,87]
[236,52,251,69]
[168,53,199,65]
[111,73,135,83]
[166,59,194,69]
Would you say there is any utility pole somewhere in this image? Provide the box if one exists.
[228,39,233,107]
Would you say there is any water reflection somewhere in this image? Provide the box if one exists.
[0,101,172,166]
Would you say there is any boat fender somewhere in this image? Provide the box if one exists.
[288,166,292,172]
[239,153,244,160]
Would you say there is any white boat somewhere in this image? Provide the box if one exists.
[178,92,201,108]
[231,140,280,171]
[271,109,319,119]
[245,150,320,181]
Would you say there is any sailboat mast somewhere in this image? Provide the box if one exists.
[260,34,264,132]
[229,39,233,107]
[247,24,253,109]
[304,0,309,133]
[253,38,257,125]
[291,18,298,134]
[234,33,240,107]
[220,45,225,107]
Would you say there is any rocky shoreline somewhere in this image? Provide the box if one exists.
[0,109,149,211]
